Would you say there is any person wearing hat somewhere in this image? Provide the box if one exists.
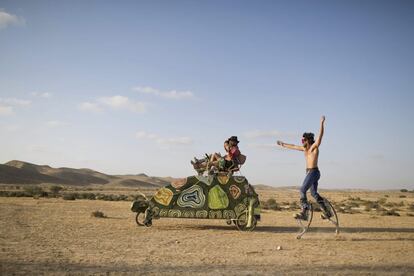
[191,139,230,172]
[208,136,241,171]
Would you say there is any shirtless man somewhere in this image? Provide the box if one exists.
[276,116,331,220]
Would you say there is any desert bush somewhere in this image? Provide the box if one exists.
[378,198,387,204]
[0,189,48,198]
[50,185,63,195]
[399,195,407,198]
[79,193,96,200]
[381,209,400,216]
[91,210,106,218]
[96,193,106,200]
[384,194,389,198]
[262,198,281,211]
[105,194,116,201]
[348,196,361,201]
[23,185,45,196]
[408,203,414,212]
[289,201,300,211]
[386,201,405,208]
[400,189,408,193]
[407,213,414,217]
[384,202,396,208]
[63,193,77,200]
[363,201,380,209]
[0,191,29,197]
[118,194,128,201]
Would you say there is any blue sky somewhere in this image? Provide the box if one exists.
[1,1,413,189]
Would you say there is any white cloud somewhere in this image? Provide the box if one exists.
[79,96,146,113]
[46,120,66,128]
[135,131,193,146]
[0,10,25,29]
[31,92,52,98]
[0,105,14,116]
[133,86,194,100]
[78,102,103,113]
[0,97,31,106]
[244,130,298,139]
[0,97,30,116]
[98,95,146,113]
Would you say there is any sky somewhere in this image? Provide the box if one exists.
[0,0,413,189]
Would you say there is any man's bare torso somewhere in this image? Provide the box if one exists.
[304,146,319,169]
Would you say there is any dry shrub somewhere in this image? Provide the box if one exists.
[381,209,400,216]
[262,198,281,211]
[23,186,48,197]
[378,198,387,204]
[91,211,106,218]
[289,201,300,211]
[63,193,77,200]
[50,185,63,194]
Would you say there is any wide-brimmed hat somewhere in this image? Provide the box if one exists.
[229,136,240,144]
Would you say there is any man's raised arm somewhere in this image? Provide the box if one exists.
[313,116,325,148]
[277,141,304,151]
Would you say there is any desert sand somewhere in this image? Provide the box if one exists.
[1,189,414,275]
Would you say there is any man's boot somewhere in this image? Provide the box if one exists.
[317,198,332,219]
[294,199,309,221]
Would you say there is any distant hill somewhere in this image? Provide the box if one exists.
[0,160,167,188]
[1,160,302,190]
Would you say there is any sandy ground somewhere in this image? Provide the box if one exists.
[1,195,414,275]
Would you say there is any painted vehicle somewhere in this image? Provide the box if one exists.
[131,174,261,231]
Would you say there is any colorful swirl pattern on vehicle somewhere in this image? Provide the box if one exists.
[177,185,206,208]
[208,185,229,209]
[154,188,173,206]
[229,185,241,199]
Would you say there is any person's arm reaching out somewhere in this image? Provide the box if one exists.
[277,141,304,151]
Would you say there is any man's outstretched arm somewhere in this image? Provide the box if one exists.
[312,116,325,149]
[277,141,304,151]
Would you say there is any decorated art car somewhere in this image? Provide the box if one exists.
[131,174,261,231]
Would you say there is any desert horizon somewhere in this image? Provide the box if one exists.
[0,159,412,192]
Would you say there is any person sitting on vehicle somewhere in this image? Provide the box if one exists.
[191,139,230,171]
[209,136,242,172]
